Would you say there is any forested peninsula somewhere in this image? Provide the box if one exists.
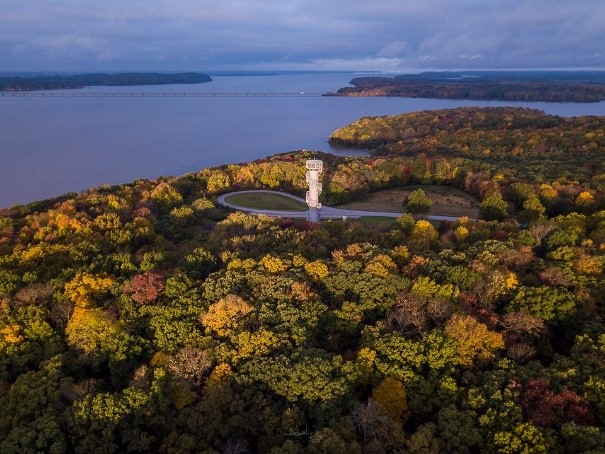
[1,107,605,452]
[0,72,212,91]
[329,71,605,102]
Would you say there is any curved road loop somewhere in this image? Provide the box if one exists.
[217,190,464,222]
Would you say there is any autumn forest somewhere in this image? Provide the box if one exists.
[1,107,605,453]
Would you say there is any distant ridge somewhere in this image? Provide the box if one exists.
[329,70,605,102]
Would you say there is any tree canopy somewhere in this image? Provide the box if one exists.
[0,107,604,452]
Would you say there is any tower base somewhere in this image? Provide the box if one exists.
[307,208,320,223]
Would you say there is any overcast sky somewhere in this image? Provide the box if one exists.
[2,0,604,72]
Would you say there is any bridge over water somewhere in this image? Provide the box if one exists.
[0,92,325,97]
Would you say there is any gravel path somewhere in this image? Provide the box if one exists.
[217,190,466,222]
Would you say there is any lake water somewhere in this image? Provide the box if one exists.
[2,72,605,207]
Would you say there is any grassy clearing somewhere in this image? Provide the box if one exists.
[225,192,308,211]
[337,185,479,218]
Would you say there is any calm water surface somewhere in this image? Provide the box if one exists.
[1,73,605,207]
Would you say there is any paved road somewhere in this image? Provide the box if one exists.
[217,190,465,222]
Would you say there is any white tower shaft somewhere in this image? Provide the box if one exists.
[305,159,323,222]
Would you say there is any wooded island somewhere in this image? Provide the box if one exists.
[328,71,605,102]
[0,72,212,91]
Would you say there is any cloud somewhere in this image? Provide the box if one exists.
[0,0,603,71]
[378,41,411,59]
[13,34,115,61]
[292,57,407,72]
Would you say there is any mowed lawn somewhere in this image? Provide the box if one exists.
[224,192,308,211]
[338,186,479,218]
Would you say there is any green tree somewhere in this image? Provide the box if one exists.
[480,191,509,221]
[519,196,546,223]
[404,189,433,217]
[67,377,164,453]
[507,286,576,322]
[0,306,62,382]
[240,354,353,403]
[492,422,551,454]
[437,405,483,453]
[183,247,217,279]
[150,182,183,211]
[560,422,605,453]
[0,356,71,454]
[396,213,416,233]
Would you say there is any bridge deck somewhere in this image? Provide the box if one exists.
[0,92,324,97]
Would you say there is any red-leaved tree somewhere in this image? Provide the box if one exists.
[522,379,594,427]
[123,272,164,305]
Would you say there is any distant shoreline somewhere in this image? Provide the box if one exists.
[0,72,212,92]
[327,71,605,103]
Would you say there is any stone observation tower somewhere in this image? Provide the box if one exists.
[305,159,323,222]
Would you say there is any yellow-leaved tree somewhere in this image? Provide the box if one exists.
[304,260,330,280]
[63,272,117,353]
[259,254,288,274]
[0,324,24,349]
[445,314,504,365]
[200,294,253,337]
[364,254,398,278]
[372,376,409,424]
[409,220,439,250]
[576,191,594,206]
[64,272,115,308]
[66,307,119,354]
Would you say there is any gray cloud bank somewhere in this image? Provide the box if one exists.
[1,0,603,71]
